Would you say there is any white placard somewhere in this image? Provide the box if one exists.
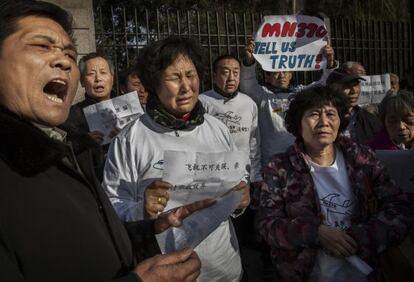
[82,91,144,144]
[359,74,391,105]
[253,15,328,71]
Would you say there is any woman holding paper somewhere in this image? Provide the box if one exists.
[256,86,412,282]
[103,36,249,282]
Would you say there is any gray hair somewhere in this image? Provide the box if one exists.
[78,52,114,79]
[341,61,362,70]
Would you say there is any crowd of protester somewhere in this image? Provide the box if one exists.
[0,1,413,282]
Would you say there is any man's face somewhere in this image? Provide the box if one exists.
[122,73,148,105]
[213,58,240,95]
[390,75,400,93]
[350,64,366,76]
[339,81,361,108]
[81,57,113,101]
[266,71,293,89]
[0,16,79,126]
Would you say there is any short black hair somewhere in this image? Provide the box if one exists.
[285,86,350,139]
[118,66,139,88]
[78,52,114,78]
[0,0,74,50]
[379,90,414,124]
[212,54,241,73]
[135,36,206,97]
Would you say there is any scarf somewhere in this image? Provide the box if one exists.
[146,95,205,130]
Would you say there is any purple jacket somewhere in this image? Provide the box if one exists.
[256,136,412,281]
[367,127,400,151]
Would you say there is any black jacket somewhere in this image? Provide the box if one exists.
[61,95,97,133]
[0,107,159,282]
[352,106,382,144]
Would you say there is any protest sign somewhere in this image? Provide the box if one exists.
[83,91,144,144]
[359,74,391,105]
[253,15,328,71]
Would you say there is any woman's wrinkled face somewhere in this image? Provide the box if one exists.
[300,104,341,151]
[157,55,199,117]
[385,110,414,148]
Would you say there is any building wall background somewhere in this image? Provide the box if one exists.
[46,0,96,103]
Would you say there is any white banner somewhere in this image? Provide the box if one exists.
[83,91,144,144]
[359,74,391,105]
[253,15,328,71]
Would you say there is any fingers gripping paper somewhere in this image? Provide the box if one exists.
[156,150,248,253]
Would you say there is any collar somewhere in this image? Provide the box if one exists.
[0,106,99,176]
[146,96,205,130]
[213,85,239,100]
[265,83,295,94]
[32,122,67,142]
[288,136,362,173]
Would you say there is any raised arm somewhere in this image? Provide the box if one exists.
[240,38,265,103]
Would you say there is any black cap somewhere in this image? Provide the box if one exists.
[326,68,366,85]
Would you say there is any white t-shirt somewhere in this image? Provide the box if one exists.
[199,89,262,182]
[103,113,242,282]
[308,148,367,282]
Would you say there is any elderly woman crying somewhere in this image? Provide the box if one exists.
[103,36,249,282]
[256,86,412,282]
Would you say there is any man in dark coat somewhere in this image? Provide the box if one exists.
[327,68,382,144]
[0,1,211,281]
[61,52,116,145]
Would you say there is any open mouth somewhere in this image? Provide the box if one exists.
[176,96,192,105]
[43,79,68,104]
[94,85,105,92]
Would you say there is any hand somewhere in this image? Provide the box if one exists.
[133,248,201,282]
[109,126,121,138]
[144,180,172,219]
[88,130,105,144]
[233,181,250,209]
[322,38,335,68]
[244,38,255,66]
[154,198,216,234]
[318,225,358,257]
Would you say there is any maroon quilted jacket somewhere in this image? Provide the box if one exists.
[256,136,413,281]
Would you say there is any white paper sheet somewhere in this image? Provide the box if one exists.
[162,150,249,211]
[156,150,248,253]
[359,74,391,105]
[156,190,242,253]
[82,91,144,144]
[346,255,373,275]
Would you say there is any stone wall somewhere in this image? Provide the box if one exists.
[45,0,96,103]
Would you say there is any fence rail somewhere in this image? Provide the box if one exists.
[94,6,412,93]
